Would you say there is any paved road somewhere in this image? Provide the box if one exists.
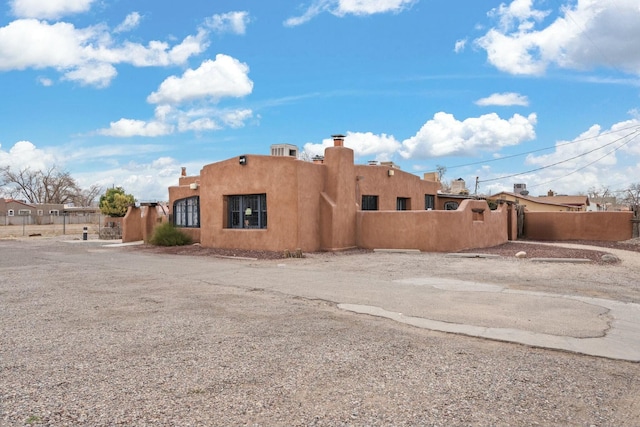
[64,238,640,362]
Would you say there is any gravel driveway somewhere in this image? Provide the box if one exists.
[2,237,640,426]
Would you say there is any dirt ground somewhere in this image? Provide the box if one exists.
[2,235,640,426]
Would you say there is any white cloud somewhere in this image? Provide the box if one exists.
[399,112,537,159]
[475,92,529,107]
[475,117,640,196]
[114,12,142,34]
[475,0,640,76]
[0,19,209,87]
[454,39,467,53]
[0,140,57,171]
[335,0,416,16]
[147,55,254,105]
[303,131,401,161]
[37,76,53,86]
[205,11,250,34]
[97,119,175,138]
[10,0,94,19]
[285,0,416,26]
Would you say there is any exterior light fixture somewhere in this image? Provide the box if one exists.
[239,155,247,165]
[388,169,394,177]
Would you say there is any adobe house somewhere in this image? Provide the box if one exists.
[152,134,512,253]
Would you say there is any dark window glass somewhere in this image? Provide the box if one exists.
[444,201,459,210]
[425,194,435,210]
[173,196,200,227]
[396,197,409,211]
[361,195,379,211]
[227,194,267,229]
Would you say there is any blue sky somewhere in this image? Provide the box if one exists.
[1,0,639,201]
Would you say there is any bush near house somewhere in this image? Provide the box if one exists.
[149,222,193,246]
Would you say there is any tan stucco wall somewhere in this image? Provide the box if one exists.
[356,200,509,252]
[122,208,142,243]
[524,211,633,241]
[354,165,440,210]
[197,154,327,252]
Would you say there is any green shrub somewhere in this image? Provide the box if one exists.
[149,223,193,246]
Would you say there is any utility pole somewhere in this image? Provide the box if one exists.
[474,176,479,196]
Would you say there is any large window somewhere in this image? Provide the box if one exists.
[361,195,379,211]
[174,196,200,227]
[227,194,267,229]
[396,197,410,211]
[425,194,435,210]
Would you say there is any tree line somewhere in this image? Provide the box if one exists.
[1,165,134,217]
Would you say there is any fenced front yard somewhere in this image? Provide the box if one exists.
[0,214,102,238]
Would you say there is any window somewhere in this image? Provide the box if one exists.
[173,196,200,228]
[7,209,14,217]
[444,201,459,210]
[396,197,410,211]
[18,209,31,216]
[37,209,44,216]
[425,194,435,210]
[49,210,59,216]
[361,195,379,211]
[227,194,267,229]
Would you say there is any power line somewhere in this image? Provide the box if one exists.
[478,128,639,184]
[443,123,640,171]
[527,132,640,190]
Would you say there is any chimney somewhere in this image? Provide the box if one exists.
[181,167,187,177]
[332,134,345,147]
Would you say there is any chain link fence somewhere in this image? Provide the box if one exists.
[0,213,103,238]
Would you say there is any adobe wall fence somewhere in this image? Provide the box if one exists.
[357,200,511,252]
[523,211,633,241]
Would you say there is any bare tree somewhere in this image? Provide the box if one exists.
[0,165,98,205]
[622,183,640,208]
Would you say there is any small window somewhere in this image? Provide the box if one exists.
[444,201,459,210]
[173,196,200,228]
[18,209,31,216]
[425,194,435,210]
[227,194,267,229]
[49,210,59,216]
[396,197,410,211]
[361,195,379,211]
[37,209,44,216]
[8,209,14,217]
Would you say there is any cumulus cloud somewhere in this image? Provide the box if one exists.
[114,12,142,33]
[454,39,467,53]
[147,55,253,105]
[0,140,57,171]
[303,131,401,161]
[10,0,94,19]
[97,70,255,138]
[475,92,529,107]
[205,11,250,34]
[475,0,640,76]
[285,0,416,26]
[399,112,537,159]
[0,19,209,87]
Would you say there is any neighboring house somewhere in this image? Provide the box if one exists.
[487,192,584,212]
[536,195,590,211]
[0,199,37,225]
[157,134,510,253]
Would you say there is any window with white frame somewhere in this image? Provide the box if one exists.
[227,194,267,229]
[8,209,14,216]
[49,210,59,216]
[173,196,200,228]
[18,209,31,216]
